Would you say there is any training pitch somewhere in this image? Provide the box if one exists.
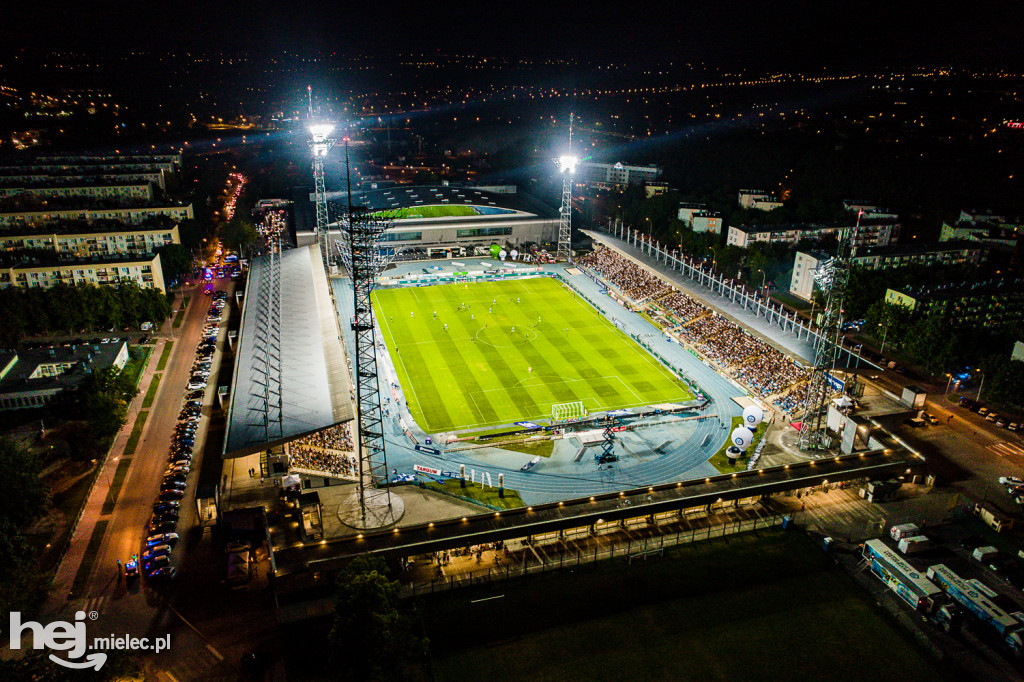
[373,278,694,433]
[370,204,479,220]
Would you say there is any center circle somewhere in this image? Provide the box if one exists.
[474,327,538,348]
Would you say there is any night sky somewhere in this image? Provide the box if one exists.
[3,1,1022,67]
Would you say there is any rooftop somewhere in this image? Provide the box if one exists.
[0,250,160,268]
[224,245,354,457]
[0,339,127,395]
[851,239,987,258]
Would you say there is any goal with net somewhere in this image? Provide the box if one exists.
[551,401,587,421]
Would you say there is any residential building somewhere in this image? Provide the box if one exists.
[0,181,154,202]
[738,189,783,211]
[727,218,900,248]
[644,182,671,198]
[884,279,1024,330]
[789,241,989,302]
[0,340,129,411]
[842,200,898,219]
[677,203,723,234]
[849,240,988,270]
[0,203,193,229]
[35,153,182,168]
[789,250,830,301]
[0,252,166,292]
[575,161,661,187]
[0,222,179,259]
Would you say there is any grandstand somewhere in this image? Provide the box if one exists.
[310,184,559,255]
[577,247,810,412]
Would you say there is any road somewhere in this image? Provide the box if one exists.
[852,368,1024,514]
[42,273,239,676]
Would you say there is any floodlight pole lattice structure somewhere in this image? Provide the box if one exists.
[798,213,861,452]
[308,88,336,274]
[554,113,577,263]
[334,204,400,528]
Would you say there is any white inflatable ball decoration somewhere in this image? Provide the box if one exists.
[742,405,764,427]
[730,427,754,450]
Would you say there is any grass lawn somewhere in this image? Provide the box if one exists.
[425,479,525,509]
[120,346,152,388]
[373,278,693,433]
[156,341,174,371]
[70,519,109,598]
[142,374,161,408]
[499,438,554,458]
[425,530,952,682]
[101,457,133,515]
[172,296,190,328]
[709,415,768,473]
[123,411,149,456]
[371,204,479,219]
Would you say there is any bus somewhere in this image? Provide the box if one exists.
[863,539,942,612]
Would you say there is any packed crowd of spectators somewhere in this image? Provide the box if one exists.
[658,291,709,324]
[774,384,808,415]
[734,351,808,398]
[581,246,809,407]
[288,423,357,477]
[578,248,670,302]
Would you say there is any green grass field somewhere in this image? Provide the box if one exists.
[426,531,952,681]
[372,278,693,433]
[371,204,479,220]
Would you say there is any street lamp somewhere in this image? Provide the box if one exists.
[976,368,986,402]
[878,323,889,354]
[944,373,955,395]
[758,269,767,295]
[709,246,718,271]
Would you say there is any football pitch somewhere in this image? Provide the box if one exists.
[372,278,694,433]
[370,205,478,220]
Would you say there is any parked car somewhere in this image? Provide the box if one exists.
[1000,476,1024,486]
[148,566,178,583]
[143,545,172,562]
[149,520,177,534]
[996,418,1008,427]
[922,412,939,425]
[152,502,181,515]
[1009,423,1020,432]
[146,532,179,547]
[161,480,187,491]
[166,465,190,476]
[187,382,207,391]
[986,412,999,422]
[144,555,172,573]
[978,407,990,416]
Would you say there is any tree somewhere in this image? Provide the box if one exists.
[328,555,425,681]
[0,439,50,618]
[155,243,193,287]
[219,218,260,255]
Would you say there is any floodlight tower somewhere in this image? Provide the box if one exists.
[798,211,861,452]
[308,87,336,274]
[333,204,403,529]
[554,113,577,263]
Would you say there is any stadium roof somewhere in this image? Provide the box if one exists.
[224,244,353,457]
[350,185,558,220]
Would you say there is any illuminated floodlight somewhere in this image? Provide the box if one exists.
[557,155,579,173]
[309,123,335,141]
